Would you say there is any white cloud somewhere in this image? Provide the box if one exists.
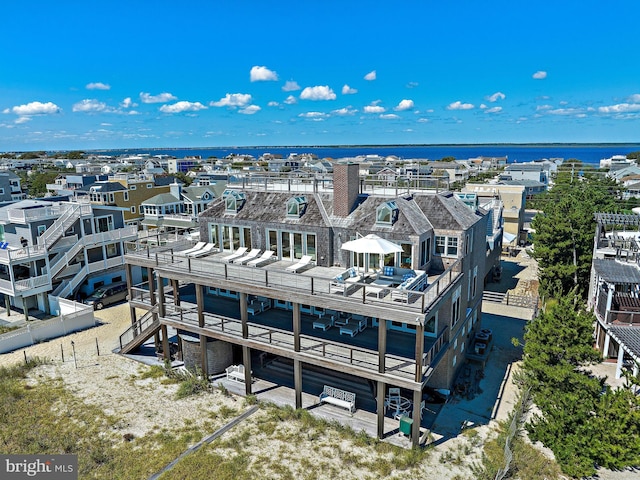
[598,103,640,114]
[210,93,252,108]
[364,105,385,113]
[140,92,177,103]
[485,106,503,114]
[267,101,279,107]
[250,65,278,82]
[394,99,414,111]
[417,118,429,123]
[332,107,357,116]
[86,82,111,90]
[239,105,261,115]
[342,84,358,95]
[480,104,487,109]
[1,108,8,114]
[532,70,547,80]
[100,122,112,126]
[73,99,108,112]
[120,97,137,108]
[447,101,474,110]
[300,85,336,101]
[282,80,300,91]
[284,95,298,105]
[299,112,328,120]
[548,107,583,115]
[159,101,207,113]
[380,114,400,119]
[536,104,552,111]
[406,81,419,89]
[627,94,640,103]
[486,92,505,102]
[15,116,31,124]
[10,101,60,115]
[364,70,376,81]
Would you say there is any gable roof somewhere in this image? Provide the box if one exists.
[141,193,181,206]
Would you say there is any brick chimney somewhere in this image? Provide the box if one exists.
[333,163,359,217]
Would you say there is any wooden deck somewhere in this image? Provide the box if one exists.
[125,246,462,326]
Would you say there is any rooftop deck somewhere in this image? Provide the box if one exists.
[125,241,462,325]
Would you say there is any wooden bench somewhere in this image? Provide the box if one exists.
[226,364,248,383]
[319,385,356,413]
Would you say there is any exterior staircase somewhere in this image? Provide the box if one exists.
[37,203,87,248]
[118,306,161,354]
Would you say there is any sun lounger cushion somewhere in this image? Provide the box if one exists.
[383,266,394,276]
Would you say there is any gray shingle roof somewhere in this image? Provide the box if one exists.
[142,193,180,206]
[594,259,640,284]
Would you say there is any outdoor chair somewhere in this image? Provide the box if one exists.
[222,247,248,263]
[286,255,313,273]
[186,243,216,258]
[176,241,205,256]
[233,248,261,264]
[247,250,275,267]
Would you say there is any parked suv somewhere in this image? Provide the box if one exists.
[83,282,128,310]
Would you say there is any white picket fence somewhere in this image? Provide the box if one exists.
[0,300,95,354]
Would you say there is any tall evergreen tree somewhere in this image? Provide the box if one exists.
[531,165,620,299]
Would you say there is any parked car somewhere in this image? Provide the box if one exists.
[83,282,128,310]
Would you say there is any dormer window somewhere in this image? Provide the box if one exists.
[287,196,307,218]
[376,201,398,226]
[223,189,246,213]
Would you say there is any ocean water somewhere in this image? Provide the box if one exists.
[90,144,640,166]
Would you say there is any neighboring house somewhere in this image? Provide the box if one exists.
[0,171,26,203]
[123,163,488,447]
[0,199,137,316]
[588,213,640,380]
[500,163,548,188]
[428,161,470,184]
[74,174,180,227]
[167,158,201,174]
[498,179,546,198]
[609,165,640,183]
[141,183,224,231]
[46,174,108,197]
[461,184,526,246]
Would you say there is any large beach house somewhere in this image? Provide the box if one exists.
[122,164,488,446]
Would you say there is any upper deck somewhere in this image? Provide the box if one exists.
[124,240,463,325]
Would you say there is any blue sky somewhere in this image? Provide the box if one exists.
[2,1,640,151]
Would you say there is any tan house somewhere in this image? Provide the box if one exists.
[461,184,526,246]
[74,174,179,226]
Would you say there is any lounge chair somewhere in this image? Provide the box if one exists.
[186,243,216,258]
[286,255,313,274]
[234,248,261,264]
[246,250,275,267]
[222,247,248,263]
[176,241,205,256]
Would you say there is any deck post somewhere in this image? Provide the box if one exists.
[376,380,386,439]
[240,292,248,339]
[243,345,252,395]
[414,321,425,383]
[125,263,136,326]
[161,325,170,362]
[172,279,180,306]
[378,319,387,373]
[411,388,422,447]
[195,284,205,328]
[195,283,208,377]
[293,302,301,352]
[294,358,302,409]
[157,273,165,318]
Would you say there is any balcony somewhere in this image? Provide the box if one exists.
[0,274,51,296]
[125,244,463,324]
[130,284,448,388]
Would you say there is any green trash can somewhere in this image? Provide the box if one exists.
[399,416,413,436]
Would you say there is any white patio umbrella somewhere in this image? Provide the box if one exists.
[341,234,403,271]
